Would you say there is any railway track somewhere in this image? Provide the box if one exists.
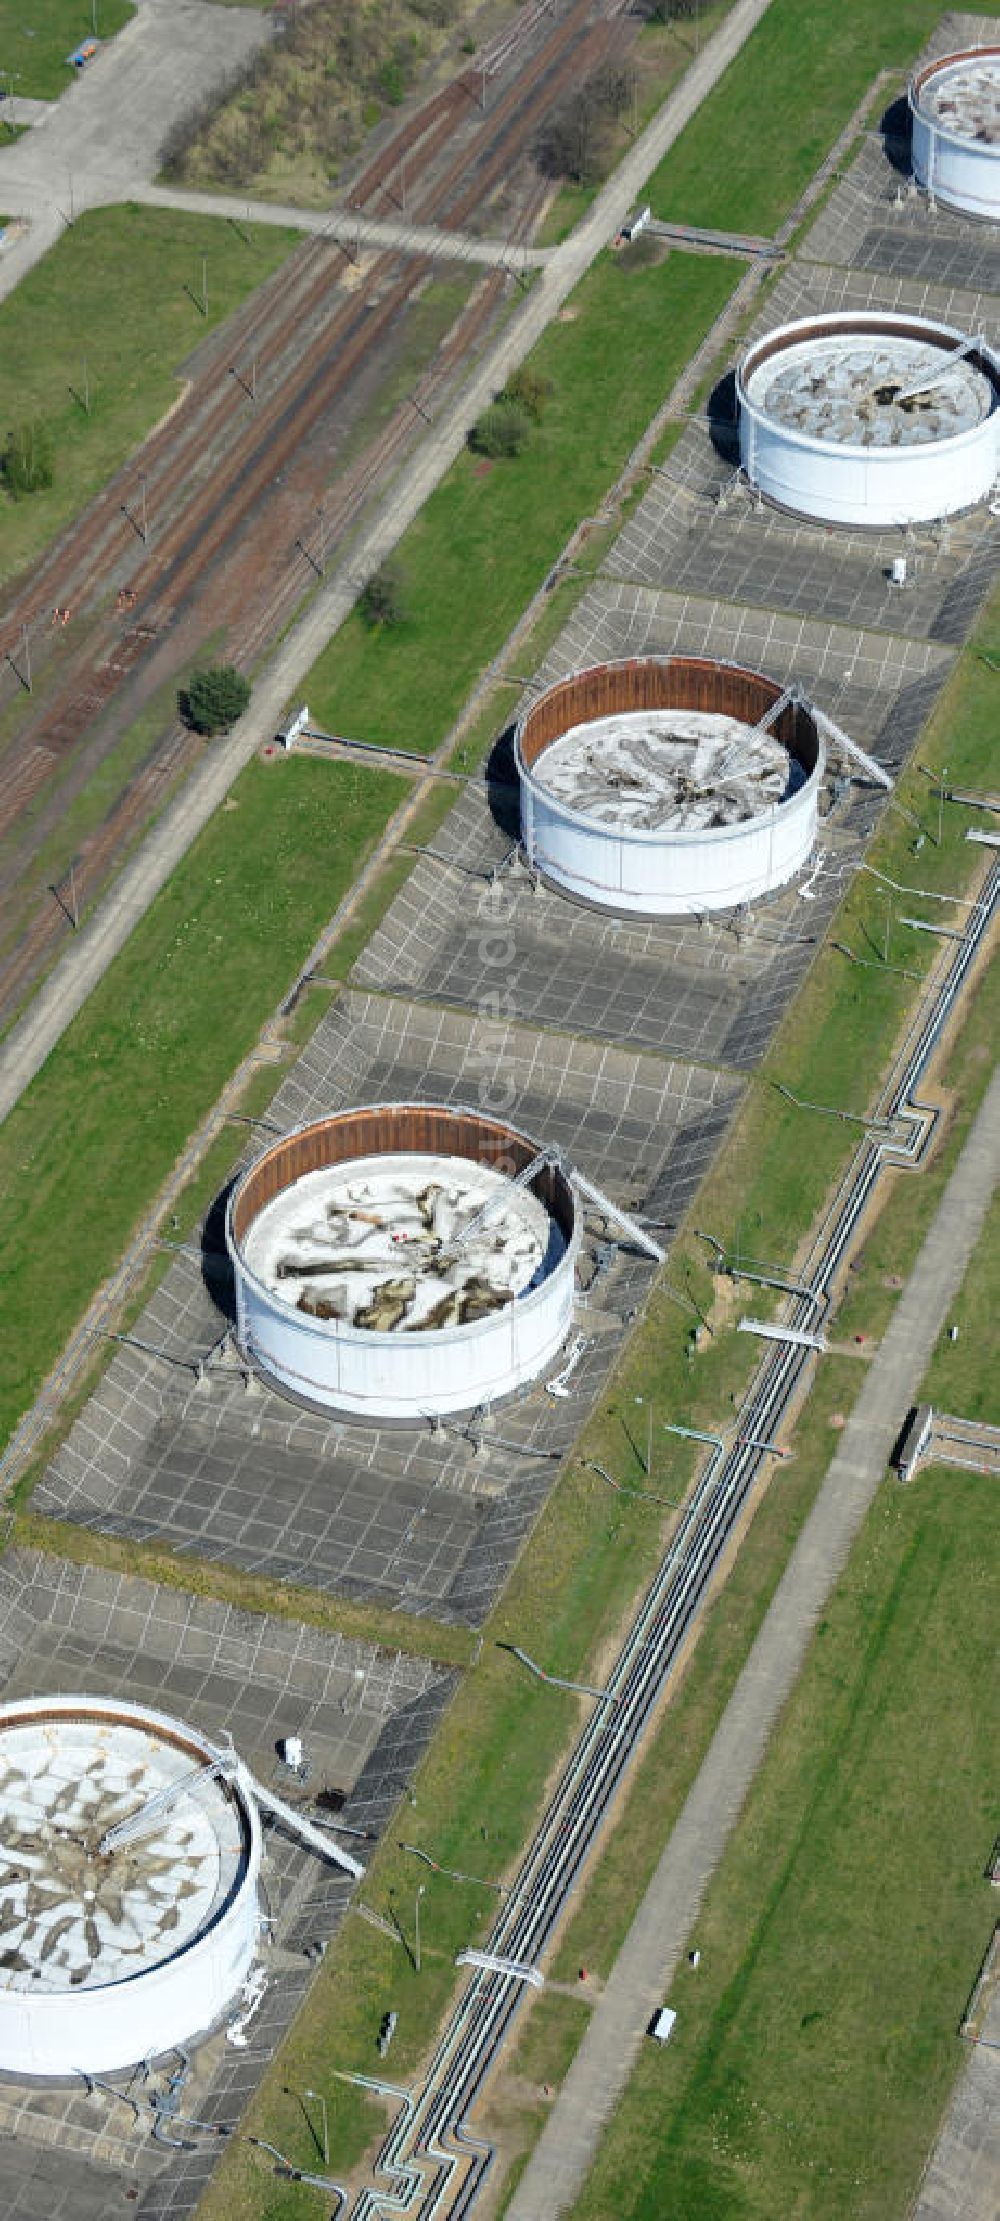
[0,0,613,1019]
[339,859,1000,2221]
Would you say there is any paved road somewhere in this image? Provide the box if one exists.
[506,1055,1000,2221]
[134,181,553,266]
[0,0,775,1124]
[0,0,271,303]
[914,1979,1000,2221]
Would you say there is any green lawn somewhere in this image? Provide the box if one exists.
[0,204,297,590]
[574,1467,998,2221]
[646,0,1000,234]
[921,1185,1000,1424]
[0,1,134,101]
[0,756,403,1453]
[301,250,741,752]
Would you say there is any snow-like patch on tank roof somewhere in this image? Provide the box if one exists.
[531,709,804,832]
[0,1715,246,1993]
[743,332,994,447]
[917,54,1000,145]
[242,1152,564,1333]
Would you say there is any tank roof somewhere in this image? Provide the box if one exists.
[742,325,996,448]
[0,1707,250,1994]
[530,709,805,831]
[241,1152,565,1334]
[913,50,1000,145]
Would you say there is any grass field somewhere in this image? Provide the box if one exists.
[646,0,1000,233]
[572,1461,997,2221]
[0,204,297,590]
[301,249,741,752]
[0,0,134,99]
[163,0,477,207]
[921,1184,1000,1424]
[0,755,402,1454]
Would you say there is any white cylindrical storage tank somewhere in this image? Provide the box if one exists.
[227,1106,580,1420]
[515,657,822,916]
[910,48,1000,217]
[0,1696,261,2079]
[737,312,1000,524]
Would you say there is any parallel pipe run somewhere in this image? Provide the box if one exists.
[344,862,999,2221]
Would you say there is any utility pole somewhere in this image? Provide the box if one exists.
[229,358,256,403]
[201,255,209,316]
[938,764,948,848]
[633,1396,652,1477]
[302,2088,328,2167]
[415,1884,425,1974]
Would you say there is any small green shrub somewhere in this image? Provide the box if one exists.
[2,420,54,500]
[502,365,553,422]
[469,398,531,459]
[360,560,408,627]
[379,57,406,104]
[182,663,252,735]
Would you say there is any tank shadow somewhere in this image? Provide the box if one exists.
[707,369,740,465]
[484,725,521,841]
[201,1178,238,1325]
[880,93,913,179]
